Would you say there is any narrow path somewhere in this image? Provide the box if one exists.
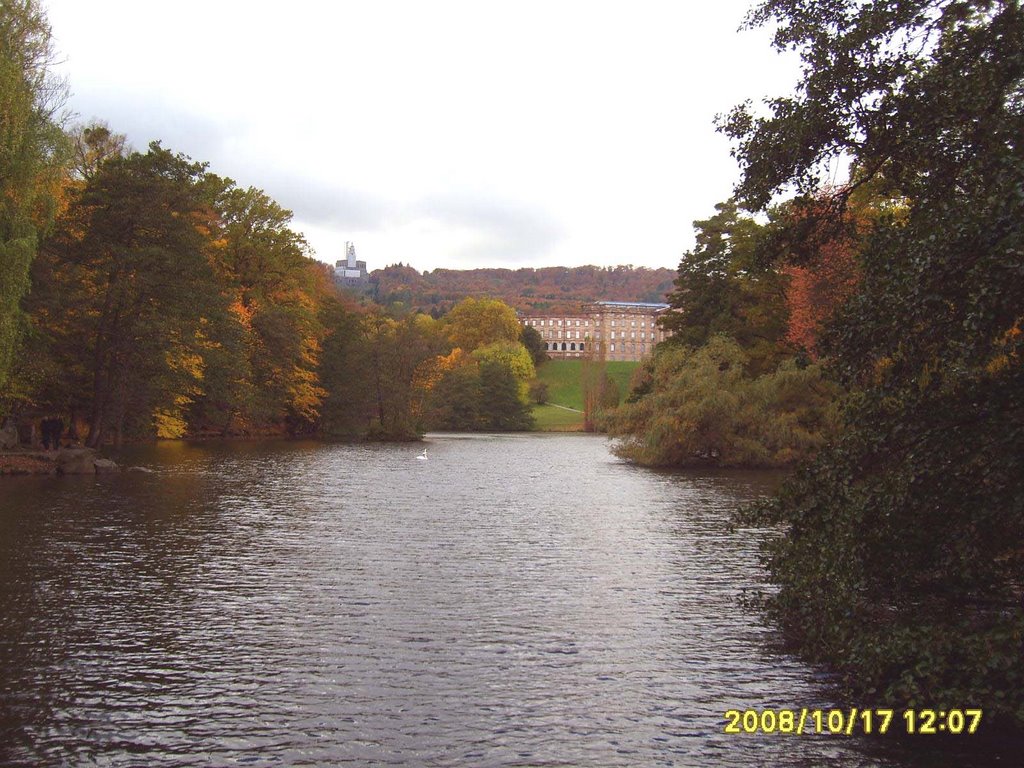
[546,403,583,413]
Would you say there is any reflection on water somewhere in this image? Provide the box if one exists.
[0,435,1008,766]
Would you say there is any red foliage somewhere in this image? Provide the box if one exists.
[782,210,861,357]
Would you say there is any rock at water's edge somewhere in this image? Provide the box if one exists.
[56,448,98,475]
[93,458,120,474]
[0,423,18,450]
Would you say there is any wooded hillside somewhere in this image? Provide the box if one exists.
[369,264,675,315]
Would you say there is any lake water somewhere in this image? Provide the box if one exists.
[0,435,1009,766]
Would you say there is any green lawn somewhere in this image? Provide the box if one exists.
[531,359,640,431]
[605,360,641,402]
[536,359,585,410]
[535,359,640,410]
[531,403,585,431]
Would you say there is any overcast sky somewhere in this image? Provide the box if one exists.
[44,0,799,272]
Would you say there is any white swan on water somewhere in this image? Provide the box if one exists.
[416,448,428,461]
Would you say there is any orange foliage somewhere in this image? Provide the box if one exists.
[412,348,469,394]
[784,245,859,356]
[782,202,863,357]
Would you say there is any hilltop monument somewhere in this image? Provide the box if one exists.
[333,242,369,289]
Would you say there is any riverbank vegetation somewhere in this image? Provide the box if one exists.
[605,196,853,466]
[715,0,1021,731]
[602,0,1023,733]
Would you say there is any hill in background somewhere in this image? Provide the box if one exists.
[368,264,676,315]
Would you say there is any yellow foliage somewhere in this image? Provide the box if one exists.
[986,355,1010,375]
[287,364,326,421]
[413,348,469,393]
[153,408,189,439]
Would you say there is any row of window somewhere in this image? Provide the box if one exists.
[527,317,654,329]
[540,330,659,341]
[546,342,586,352]
[533,318,590,327]
[545,342,647,354]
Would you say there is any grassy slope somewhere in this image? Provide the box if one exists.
[605,361,641,403]
[532,404,586,431]
[532,359,639,431]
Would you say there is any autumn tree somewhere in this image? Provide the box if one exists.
[205,184,327,433]
[39,143,225,446]
[69,122,127,182]
[443,297,521,352]
[725,0,1024,726]
[581,341,616,432]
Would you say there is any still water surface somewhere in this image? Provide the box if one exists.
[0,435,1005,766]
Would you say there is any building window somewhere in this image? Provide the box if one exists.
[610,343,616,352]
[580,343,585,352]
[570,342,576,350]
[561,342,567,351]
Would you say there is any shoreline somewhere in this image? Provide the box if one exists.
[0,448,120,476]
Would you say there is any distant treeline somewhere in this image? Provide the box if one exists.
[370,263,675,316]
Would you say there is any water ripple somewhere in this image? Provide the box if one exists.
[0,436,996,767]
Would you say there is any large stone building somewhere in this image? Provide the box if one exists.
[521,301,672,362]
[333,242,369,289]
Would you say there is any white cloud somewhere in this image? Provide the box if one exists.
[46,0,800,271]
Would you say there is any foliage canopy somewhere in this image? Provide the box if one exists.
[725,0,1024,726]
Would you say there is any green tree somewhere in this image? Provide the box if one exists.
[726,0,1024,726]
[206,184,326,433]
[316,297,378,438]
[352,312,446,439]
[41,143,223,446]
[444,297,521,352]
[661,200,789,375]
[0,0,67,396]
[478,359,534,431]
[607,336,837,466]
[425,363,483,431]
[520,323,548,366]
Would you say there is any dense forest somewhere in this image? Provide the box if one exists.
[609,0,1024,731]
[370,263,675,315]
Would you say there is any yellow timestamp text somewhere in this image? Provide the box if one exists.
[723,708,983,735]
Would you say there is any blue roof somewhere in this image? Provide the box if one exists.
[595,301,670,309]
